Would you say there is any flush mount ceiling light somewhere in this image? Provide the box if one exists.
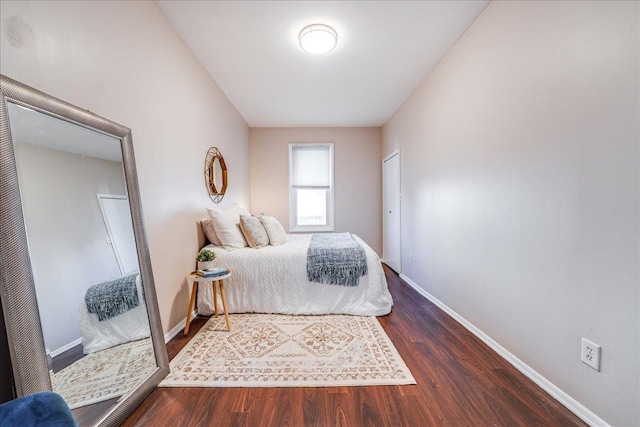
[299,24,338,54]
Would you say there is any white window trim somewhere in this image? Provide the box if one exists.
[289,143,334,233]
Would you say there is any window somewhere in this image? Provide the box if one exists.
[289,143,334,232]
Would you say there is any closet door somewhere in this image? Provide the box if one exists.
[383,151,401,273]
[98,194,139,274]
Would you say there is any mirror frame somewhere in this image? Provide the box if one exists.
[204,146,227,203]
[0,74,169,426]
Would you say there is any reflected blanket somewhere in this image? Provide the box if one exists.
[307,233,367,287]
[85,273,139,321]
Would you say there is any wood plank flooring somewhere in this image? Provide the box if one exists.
[51,343,85,373]
[123,266,587,427]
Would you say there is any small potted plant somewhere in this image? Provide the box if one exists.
[196,248,216,270]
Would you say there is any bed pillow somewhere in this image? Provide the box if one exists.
[207,203,251,222]
[259,215,287,246]
[207,205,249,250]
[201,219,222,246]
[239,215,269,248]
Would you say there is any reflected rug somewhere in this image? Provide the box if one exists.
[160,314,415,388]
[52,337,155,409]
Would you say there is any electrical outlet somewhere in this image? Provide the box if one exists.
[409,254,413,264]
[581,338,601,371]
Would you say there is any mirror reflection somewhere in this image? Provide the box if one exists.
[7,102,156,424]
[213,157,224,192]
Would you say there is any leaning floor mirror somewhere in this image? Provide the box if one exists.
[0,75,169,426]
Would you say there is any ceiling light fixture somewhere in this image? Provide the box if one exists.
[299,24,338,54]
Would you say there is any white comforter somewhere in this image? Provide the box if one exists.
[78,274,150,354]
[197,234,393,316]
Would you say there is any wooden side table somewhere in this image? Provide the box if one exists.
[184,270,232,335]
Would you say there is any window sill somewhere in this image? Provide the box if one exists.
[290,225,334,233]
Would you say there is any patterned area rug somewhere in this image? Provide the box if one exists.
[53,337,156,409]
[160,314,415,387]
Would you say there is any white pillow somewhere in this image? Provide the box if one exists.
[259,215,287,246]
[207,203,250,250]
[207,203,250,221]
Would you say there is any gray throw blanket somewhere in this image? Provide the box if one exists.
[85,273,139,321]
[307,233,368,287]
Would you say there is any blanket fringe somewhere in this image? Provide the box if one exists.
[307,265,368,287]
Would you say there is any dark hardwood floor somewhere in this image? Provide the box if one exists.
[123,266,587,427]
[52,343,85,373]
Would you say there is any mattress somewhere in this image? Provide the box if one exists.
[196,234,393,316]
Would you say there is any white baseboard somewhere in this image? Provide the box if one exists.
[399,273,610,427]
[50,337,83,358]
[164,311,197,344]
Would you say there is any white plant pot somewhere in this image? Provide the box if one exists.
[197,261,215,271]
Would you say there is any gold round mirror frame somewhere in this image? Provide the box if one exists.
[204,147,228,203]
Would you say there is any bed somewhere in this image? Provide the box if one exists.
[78,273,150,354]
[196,233,393,317]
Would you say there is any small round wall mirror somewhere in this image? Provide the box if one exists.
[204,147,227,203]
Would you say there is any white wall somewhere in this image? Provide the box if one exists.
[382,1,639,425]
[0,0,250,333]
[15,144,125,353]
[250,127,382,254]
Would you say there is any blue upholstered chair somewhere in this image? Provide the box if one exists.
[0,391,77,427]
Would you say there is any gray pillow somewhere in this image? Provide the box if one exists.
[239,215,270,248]
[201,219,222,246]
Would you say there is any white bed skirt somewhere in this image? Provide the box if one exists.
[197,234,393,317]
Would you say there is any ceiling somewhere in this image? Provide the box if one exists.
[7,102,122,162]
[156,1,489,128]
